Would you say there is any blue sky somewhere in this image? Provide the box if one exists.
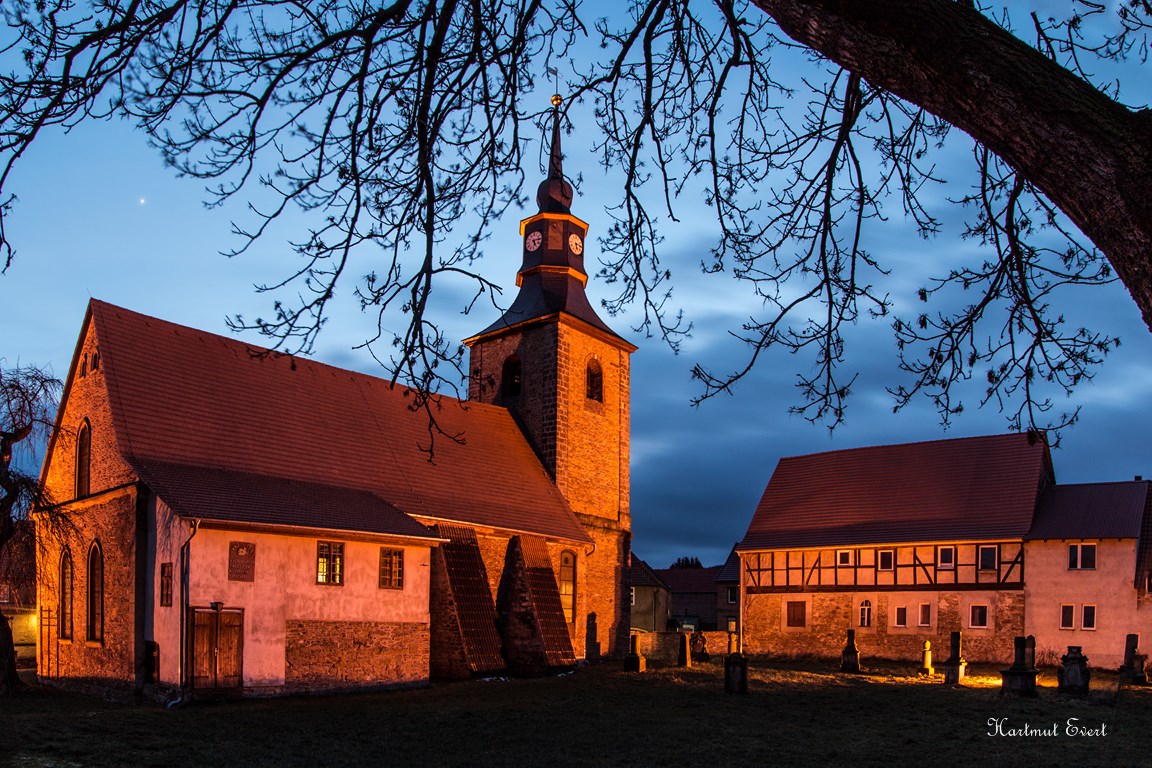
[3,11,1152,569]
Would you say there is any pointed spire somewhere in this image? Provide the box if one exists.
[536,94,574,214]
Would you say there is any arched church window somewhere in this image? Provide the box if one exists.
[87,541,104,643]
[559,551,576,626]
[75,420,91,499]
[585,359,603,402]
[501,355,522,399]
[59,550,74,640]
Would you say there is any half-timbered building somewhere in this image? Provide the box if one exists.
[737,434,1051,662]
[737,434,1152,665]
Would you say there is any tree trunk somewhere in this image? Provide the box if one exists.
[753,0,1152,330]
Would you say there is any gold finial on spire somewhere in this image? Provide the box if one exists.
[551,93,563,108]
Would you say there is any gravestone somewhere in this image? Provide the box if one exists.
[1119,634,1147,685]
[942,631,967,684]
[840,629,863,673]
[677,632,692,668]
[918,640,934,676]
[623,633,646,673]
[724,632,748,694]
[1000,636,1038,696]
[1057,646,1090,696]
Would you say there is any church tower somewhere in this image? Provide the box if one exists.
[464,97,635,658]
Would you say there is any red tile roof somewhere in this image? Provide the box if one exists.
[1028,481,1150,540]
[738,433,1054,551]
[653,566,723,594]
[86,300,590,543]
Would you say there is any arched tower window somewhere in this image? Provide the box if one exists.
[75,420,91,499]
[859,599,872,628]
[501,355,522,399]
[59,550,74,640]
[87,542,104,643]
[559,550,577,626]
[585,358,603,402]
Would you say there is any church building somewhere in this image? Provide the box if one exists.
[34,107,635,699]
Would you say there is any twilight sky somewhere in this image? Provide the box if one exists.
[3,8,1151,570]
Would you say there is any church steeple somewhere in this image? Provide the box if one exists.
[536,94,573,214]
[466,95,626,343]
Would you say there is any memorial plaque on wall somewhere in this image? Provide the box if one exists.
[228,541,256,581]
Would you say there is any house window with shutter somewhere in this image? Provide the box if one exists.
[379,548,404,589]
[786,601,806,628]
[859,600,872,628]
[316,541,344,586]
[978,545,998,571]
[1068,543,1096,570]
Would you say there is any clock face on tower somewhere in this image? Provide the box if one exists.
[568,233,584,255]
[526,230,542,252]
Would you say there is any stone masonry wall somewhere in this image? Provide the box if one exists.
[284,620,429,690]
[743,590,1024,664]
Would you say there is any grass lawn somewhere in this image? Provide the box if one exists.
[2,659,1149,767]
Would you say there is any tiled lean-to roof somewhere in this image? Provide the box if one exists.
[83,300,590,544]
[739,433,1054,551]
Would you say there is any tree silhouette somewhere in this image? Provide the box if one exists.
[0,363,60,694]
[0,0,1148,436]
[670,556,703,569]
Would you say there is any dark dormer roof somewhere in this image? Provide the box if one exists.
[1028,481,1150,540]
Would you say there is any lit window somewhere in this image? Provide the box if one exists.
[75,420,91,498]
[160,562,173,607]
[1068,543,1097,570]
[59,551,74,640]
[859,599,872,628]
[978,545,998,571]
[895,606,907,628]
[937,546,955,570]
[87,542,104,643]
[501,355,522,399]
[727,586,738,605]
[559,551,576,625]
[878,550,894,572]
[786,600,806,628]
[585,359,603,402]
[918,603,931,627]
[316,541,344,586]
[1060,604,1075,630]
[836,550,853,567]
[970,604,989,629]
[379,548,404,589]
[1082,605,1097,630]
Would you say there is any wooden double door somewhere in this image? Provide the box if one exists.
[189,608,243,692]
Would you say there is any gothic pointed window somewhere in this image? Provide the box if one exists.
[59,550,74,640]
[501,355,522,399]
[559,551,576,625]
[87,542,104,643]
[585,359,603,402]
[75,420,91,499]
